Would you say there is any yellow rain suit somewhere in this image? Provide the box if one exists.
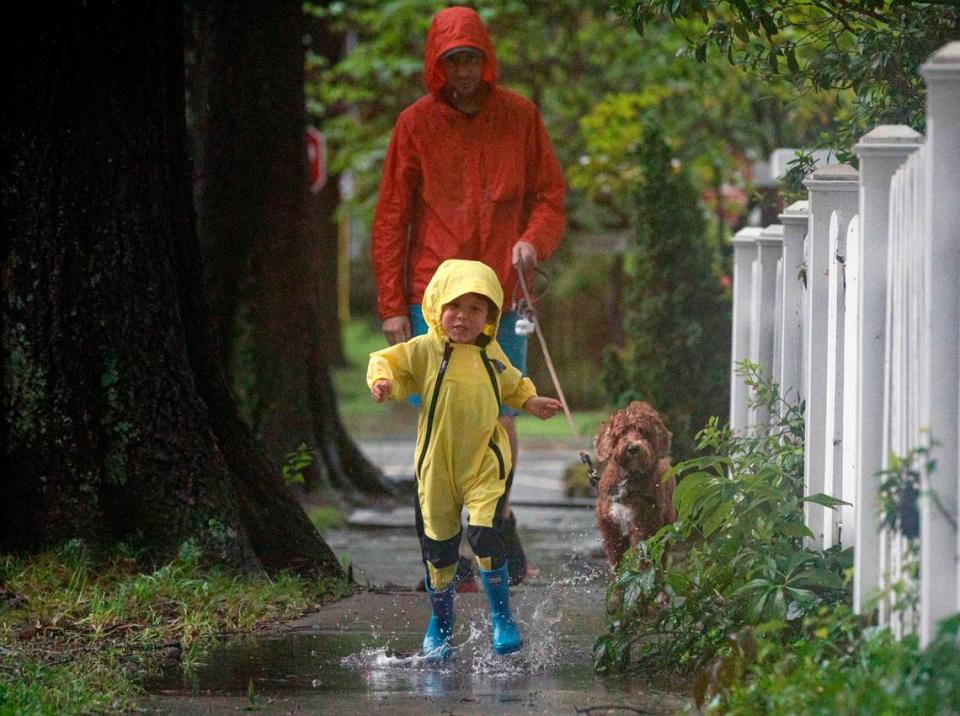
[367,260,537,588]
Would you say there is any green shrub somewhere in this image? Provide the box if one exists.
[711,609,960,714]
[601,123,730,459]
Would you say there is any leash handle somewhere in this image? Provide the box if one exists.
[515,266,580,439]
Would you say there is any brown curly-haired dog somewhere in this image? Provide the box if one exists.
[594,401,676,570]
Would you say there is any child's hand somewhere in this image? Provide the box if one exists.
[371,379,392,403]
[523,396,562,420]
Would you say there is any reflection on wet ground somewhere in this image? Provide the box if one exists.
[147,503,689,714]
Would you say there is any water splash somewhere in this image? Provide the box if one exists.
[341,571,586,684]
[337,521,611,699]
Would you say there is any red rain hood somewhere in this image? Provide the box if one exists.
[423,7,498,96]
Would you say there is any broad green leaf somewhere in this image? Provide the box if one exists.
[673,472,713,517]
[804,493,851,509]
[701,501,734,538]
[795,568,845,590]
[780,522,815,539]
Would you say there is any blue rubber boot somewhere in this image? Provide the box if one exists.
[421,579,455,662]
[478,564,523,655]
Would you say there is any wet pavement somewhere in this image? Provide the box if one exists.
[145,439,690,714]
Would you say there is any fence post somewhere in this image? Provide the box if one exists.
[840,216,860,547]
[730,227,762,434]
[802,165,859,547]
[918,41,960,646]
[773,256,784,395]
[850,125,922,614]
[881,149,925,633]
[777,201,808,410]
[749,225,784,430]
[822,211,851,549]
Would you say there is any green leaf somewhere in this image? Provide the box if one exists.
[784,551,819,573]
[673,472,713,518]
[786,46,800,74]
[780,522,814,539]
[674,455,733,472]
[804,493,851,509]
[767,47,779,74]
[663,570,692,593]
[795,568,845,590]
[784,586,816,603]
[770,588,787,618]
[701,501,734,538]
[733,578,775,596]
[759,12,779,37]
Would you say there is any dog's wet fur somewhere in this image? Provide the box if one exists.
[594,401,676,570]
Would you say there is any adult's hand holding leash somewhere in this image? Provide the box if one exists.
[513,260,580,439]
[512,241,538,272]
[382,315,411,345]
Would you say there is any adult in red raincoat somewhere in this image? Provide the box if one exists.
[371,6,566,586]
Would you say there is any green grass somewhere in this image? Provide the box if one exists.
[514,409,605,442]
[0,541,352,715]
[333,317,389,420]
[307,505,346,531]
[334,316,606,442]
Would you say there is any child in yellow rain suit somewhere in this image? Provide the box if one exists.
[368,259,561,660]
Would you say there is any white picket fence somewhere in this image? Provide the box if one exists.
[728,42,960,645]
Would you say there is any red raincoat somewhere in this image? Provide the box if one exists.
[371,6,566,321]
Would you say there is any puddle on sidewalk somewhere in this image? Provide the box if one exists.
[146,508,689,714]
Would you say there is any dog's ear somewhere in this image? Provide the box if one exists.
[650,414,672,457]
[655,422,672,457]
[595,415,616,462]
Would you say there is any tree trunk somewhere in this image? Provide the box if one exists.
[0,2,342,575]
[191,0,391,498]
[307,171,346,368]
[305,8,348,367]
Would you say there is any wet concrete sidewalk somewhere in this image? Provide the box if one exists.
[145,439,689,714]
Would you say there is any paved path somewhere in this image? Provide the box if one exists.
[145,439,689,714]
[355,437,594,509]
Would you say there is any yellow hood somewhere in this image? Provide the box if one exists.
[421,259,504,342]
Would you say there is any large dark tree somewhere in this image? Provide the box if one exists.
[190,0,389,498]
[0,2,341,574]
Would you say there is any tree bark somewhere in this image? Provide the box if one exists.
[190,0,392,498]
[0,2,342,575]
[306,9,347,367]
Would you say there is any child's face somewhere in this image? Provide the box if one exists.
[440,292,492,344]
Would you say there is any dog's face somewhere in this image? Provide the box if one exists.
[615,430,659,474]
[595,401,672,500]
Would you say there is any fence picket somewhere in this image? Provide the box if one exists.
[777,202,808,410]
[802,165,859,548]
[730,227,762,434]
[851,126,921,614]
